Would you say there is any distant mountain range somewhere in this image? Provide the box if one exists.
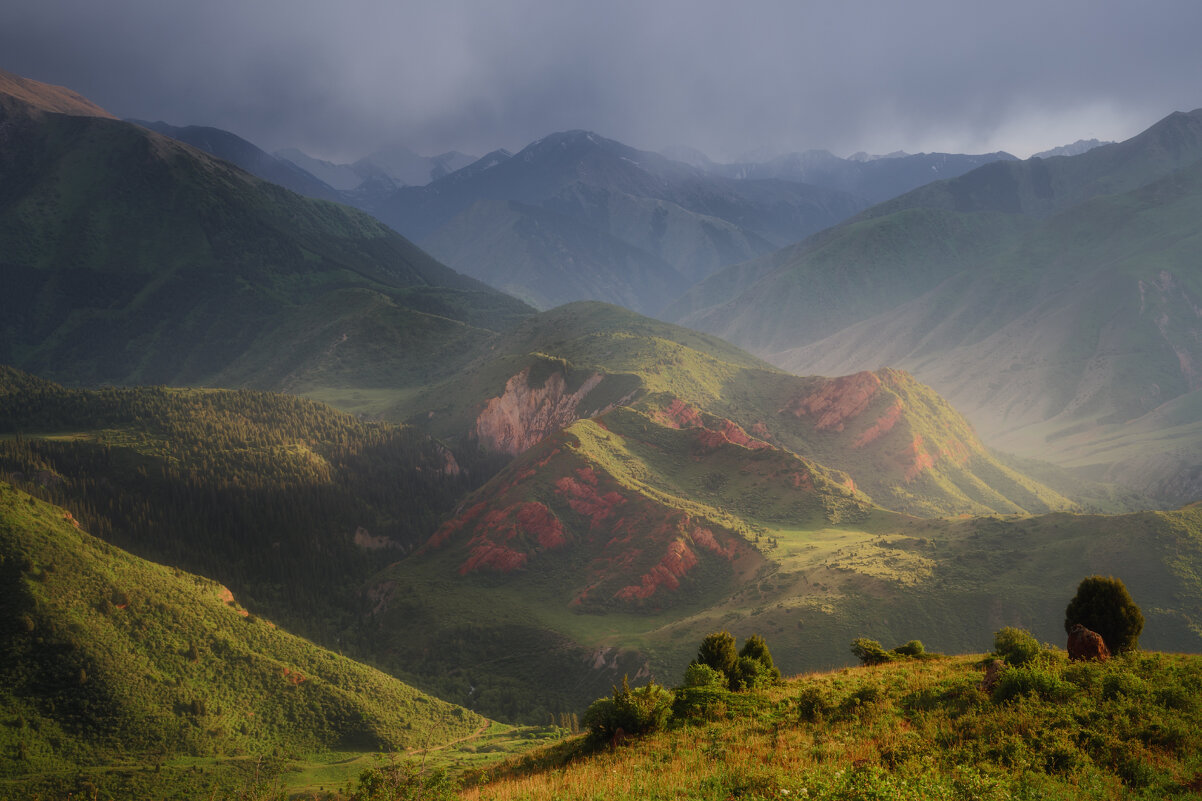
[276,144,478,191]
[662,145,1021,205]
[670,109,1202,505]
[138,114,1025,316]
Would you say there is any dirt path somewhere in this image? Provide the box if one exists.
[407,719,493,755]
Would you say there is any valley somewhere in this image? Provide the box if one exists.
[1,66,1201,800]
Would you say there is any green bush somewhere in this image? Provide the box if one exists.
[795,684,836,722]
[729,655,773,692]
[687,631,780,691]
[683,662,724,688]
[993,626,1042,667]
[850,638,895,666]
[582,677,674,742]
[695,631,738,678]
[349,761,458,801]
[892,640,925,657]
[991,665,1076,703]
[1064,575,1144,654]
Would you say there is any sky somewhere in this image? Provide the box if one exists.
[4,0,1201,164]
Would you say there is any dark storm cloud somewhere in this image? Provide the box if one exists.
[4,0,1201,162]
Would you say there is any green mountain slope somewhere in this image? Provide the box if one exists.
[0,366,473,645]
[397,302,1072,518]
[372,448,1202,723]
[0,71,532,389]
[666,109,1202,504]
[0,482,485,797]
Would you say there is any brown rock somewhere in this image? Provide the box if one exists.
[1067,623,1110,662]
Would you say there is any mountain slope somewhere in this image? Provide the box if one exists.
[667,109,1202,502]
[698,147,1018,204]
[0,482,485,796]
[0,72,532,389]
[130,119,346,202]
[368,131,865,313]
[421,199,688,311]
[0,366,473,645]
[397,302,1071,519]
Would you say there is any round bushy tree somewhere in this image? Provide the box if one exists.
[1064,575,1144,654]
[695,631,738,678]
[737,633,782,684]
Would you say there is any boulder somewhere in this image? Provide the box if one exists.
[1067,623,1110,662]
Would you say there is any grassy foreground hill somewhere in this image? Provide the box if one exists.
[0,482,488,800]
[465,651,1202,800]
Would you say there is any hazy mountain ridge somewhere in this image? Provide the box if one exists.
[129,119,346,202]
[669,109,1202,504]
[688,147,1019,205]
[367,130,866,313]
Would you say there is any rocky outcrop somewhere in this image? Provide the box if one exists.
[474,368,607,455]
[781,371,881,431]
[1067,623,1110,662]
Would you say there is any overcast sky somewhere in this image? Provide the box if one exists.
[4,0,1201,163]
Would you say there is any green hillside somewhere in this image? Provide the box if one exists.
[0,482,487,800]
[0,366,474,646]
[396,302,1072,518]
[0,78,531,390]
[466,651,1202,800]
[373,483,1202,721]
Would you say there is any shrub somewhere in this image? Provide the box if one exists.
[695,631,738,678]
[350,761,457,801]
[892,640,925,657]
[582,676,673,742]
[993,626,1042,667]
[737,634,781,683]
[729,655,772,691]
[991,665,1076,703]
[683,662,724,688]
[850,638,894,666]
[795,684,836,722]
[1064,575,1144,654]
[689,632,780,691]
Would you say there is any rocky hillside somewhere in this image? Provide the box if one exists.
[398,302,1072,518]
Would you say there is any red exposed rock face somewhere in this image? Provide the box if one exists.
[656,398,704,429]
[459,542,528,574]
[656,398,771,453]
[1067,624,1110,662]
[555,469,626,528]
[474,368,606,456]
[853,399,904,448]
[615,539,698,600]
[902,436,937,482]
[425,498,568,575]
[782,371,881,431]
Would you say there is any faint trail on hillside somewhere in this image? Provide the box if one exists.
[407,720,492,755]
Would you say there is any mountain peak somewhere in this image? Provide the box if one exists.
[0,68,115,118]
